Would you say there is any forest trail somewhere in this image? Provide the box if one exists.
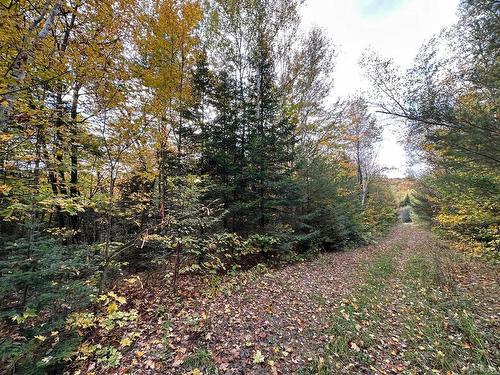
[196,225,419,373]
[92,224,498,374]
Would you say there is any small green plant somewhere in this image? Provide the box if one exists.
[183,348,217,374]
[205,275,223,298]
[252,263,269,274]
[156,319,174,361]
[96,345,122,368]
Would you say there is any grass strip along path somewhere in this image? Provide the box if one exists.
[299,225,499,375]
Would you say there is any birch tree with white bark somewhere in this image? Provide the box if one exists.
[344,97,382,207]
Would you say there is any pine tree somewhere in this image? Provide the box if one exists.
[198,69,242,231]
[243,24,297,240]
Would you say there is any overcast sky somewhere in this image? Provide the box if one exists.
[300,0,459,177]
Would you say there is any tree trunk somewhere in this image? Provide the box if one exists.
[172,242,182,294]
[69,83,81,241]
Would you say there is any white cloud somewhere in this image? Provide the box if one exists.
[300,0,459,177]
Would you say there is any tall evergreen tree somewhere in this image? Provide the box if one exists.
[243,15,297,237]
